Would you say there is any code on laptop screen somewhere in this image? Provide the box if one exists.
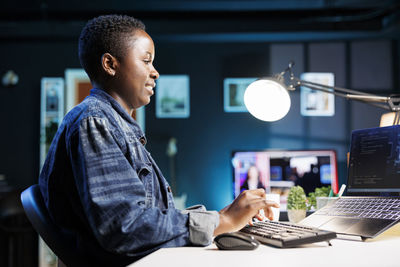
[347,125,400,194]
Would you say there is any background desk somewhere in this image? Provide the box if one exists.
[131,224,400,267]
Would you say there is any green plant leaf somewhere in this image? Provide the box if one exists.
[287,186,307,210]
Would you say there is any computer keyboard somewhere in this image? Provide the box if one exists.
[239,220,336,248]
[314,197,400,220]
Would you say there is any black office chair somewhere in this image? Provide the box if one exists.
[20,184,90,267]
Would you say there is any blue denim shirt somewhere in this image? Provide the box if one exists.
[39,89,219,266]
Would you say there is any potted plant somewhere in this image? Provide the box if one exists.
[307,186,332,211]
[287,186,307,223]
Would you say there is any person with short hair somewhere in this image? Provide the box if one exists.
[39,14,278,266]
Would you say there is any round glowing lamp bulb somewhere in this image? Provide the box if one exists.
[244,79,291,122]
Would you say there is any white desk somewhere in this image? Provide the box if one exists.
[131,224,400,267]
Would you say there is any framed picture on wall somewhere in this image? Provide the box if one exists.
[65,68,92,113]
[223,78,257,112]
[40,77,64,168]
[40,77,65,267]
[300,72,335,116]
[156,75,190,118]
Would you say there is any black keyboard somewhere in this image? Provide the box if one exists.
[315,197,400,220]
[239,220,336,248]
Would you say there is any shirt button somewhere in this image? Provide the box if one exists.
[167,186,172,193]
[139,137,146,145]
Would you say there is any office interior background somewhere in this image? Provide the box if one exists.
[0,0,399,266]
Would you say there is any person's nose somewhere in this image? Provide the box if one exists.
[150,66,159,80]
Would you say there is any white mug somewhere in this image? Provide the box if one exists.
[265,193,281,221]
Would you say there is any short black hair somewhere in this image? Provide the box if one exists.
[78,14,146,81]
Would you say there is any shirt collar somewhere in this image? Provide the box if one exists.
[89,88,147,144]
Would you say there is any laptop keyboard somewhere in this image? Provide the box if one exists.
[314,197,400,220]
[240,220,336,248]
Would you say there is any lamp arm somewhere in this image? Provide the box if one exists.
[295,78,376,96]
[293,78,396,112]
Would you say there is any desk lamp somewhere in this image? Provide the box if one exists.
[244,61,400,124]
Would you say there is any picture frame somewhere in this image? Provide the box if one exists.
[40,77,64,168]
[65,68,92,113]
[40,77,66,267]
[156,75,190,118]
[300,72,335,116]
[223,78,257,112]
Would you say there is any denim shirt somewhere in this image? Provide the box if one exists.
[39,89,219,266]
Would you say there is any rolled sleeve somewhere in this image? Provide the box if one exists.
[181,205,220,246]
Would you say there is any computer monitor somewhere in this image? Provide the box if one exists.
[231,150,339,211]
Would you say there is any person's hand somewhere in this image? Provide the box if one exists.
[213,189,280,236]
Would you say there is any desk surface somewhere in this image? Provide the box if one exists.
[131,224,400,267]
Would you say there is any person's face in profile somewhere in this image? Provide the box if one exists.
[115,29,159,109]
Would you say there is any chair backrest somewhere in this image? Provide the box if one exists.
[20,184,89,266]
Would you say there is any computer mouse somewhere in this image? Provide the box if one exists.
[214,232,260,250]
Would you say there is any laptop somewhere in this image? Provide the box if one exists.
[300,125,400,239]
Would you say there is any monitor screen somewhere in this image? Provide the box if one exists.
[231,150,338,210]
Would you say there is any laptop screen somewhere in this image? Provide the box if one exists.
[347,125,400,196]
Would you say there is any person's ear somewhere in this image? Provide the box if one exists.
[101,53,118,76]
